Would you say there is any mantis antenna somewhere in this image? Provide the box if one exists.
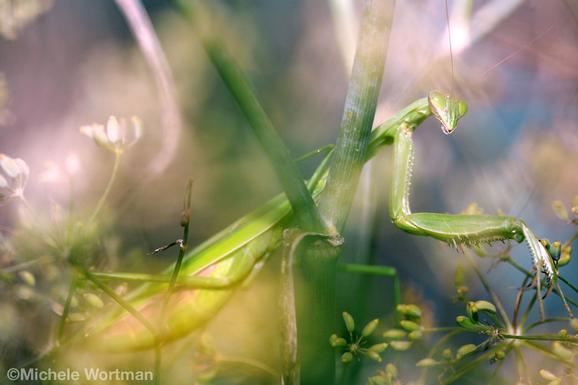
[444,0,456,90]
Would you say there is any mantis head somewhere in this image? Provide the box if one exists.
[428,91,468,135]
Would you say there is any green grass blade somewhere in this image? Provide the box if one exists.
[173,0,324,233]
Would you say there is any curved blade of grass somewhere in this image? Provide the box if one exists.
[115,0,182,175]
[173,0,324,233]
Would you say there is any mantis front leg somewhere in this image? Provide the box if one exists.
[389,93,558,320]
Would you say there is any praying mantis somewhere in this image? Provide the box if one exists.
[72,91,561,353]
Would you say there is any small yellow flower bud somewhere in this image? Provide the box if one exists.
[416,358,439,367]
[385,363,397,378]
[552,201,569,221]
[329,334,347,347]
[400,320,420,332]
[397,304,422,318]
[408,330,423,340]
[539,369,559,382]
[494,350,506,360]
[361,319,379,337]
[83,293,104,309]
[18,271,35,287]
[341,352,353,364]
[365,351,382,362]
[456,344,476,359]
[456,315,477,330]
[368,343,388,353]
[390,341,412,351]
[382,329,407,340]
[442,348,453,360]
[474,300,496,314]
[342,312,355,333]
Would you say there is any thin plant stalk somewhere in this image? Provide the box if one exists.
[58,279,78,341]
[88,153,121,226]
[156,179,193,385]
[160,178,193,318]
[217,355,278,378]
[337,262,400,309]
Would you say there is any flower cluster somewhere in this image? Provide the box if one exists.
[329,312,388,364]
[80,116,142,155]
[381,304,424,352]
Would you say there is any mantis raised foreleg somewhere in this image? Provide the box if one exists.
[387,92,558,320]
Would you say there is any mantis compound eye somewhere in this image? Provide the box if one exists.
[428,90,468,135]
[512,229,525,243]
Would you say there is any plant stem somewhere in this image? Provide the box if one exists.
[502,333,578,343]
[440,346,501,385]
[217,355,278,378]
[2,255,53,274]
[206,43,325,233]
[80,267,157,338]
[559,274,578,294]
[337,262,396,276]
[563,229,578,249]
[524,341,578,369]
[294,239,339,385]
[88,153,121,226]
[79,266,163,383]
[297,2,393,384]
[160,179,193,317]
[337,262,400,310]
[418,329,463,385]
[513,346,529,385]
[58,278,78,341]
[280,231,301,385]
[421,327,459,333]
[525,317,571,332]
[156,179,193,385]
[154,346,162,385]
[319,0,392,232]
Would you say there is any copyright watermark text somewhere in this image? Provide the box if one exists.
[6,367,154,382]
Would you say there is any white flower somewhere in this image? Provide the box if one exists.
[0,153,29,203]
[80,116,143,154]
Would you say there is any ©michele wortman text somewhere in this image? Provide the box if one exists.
[6,367,154,382]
